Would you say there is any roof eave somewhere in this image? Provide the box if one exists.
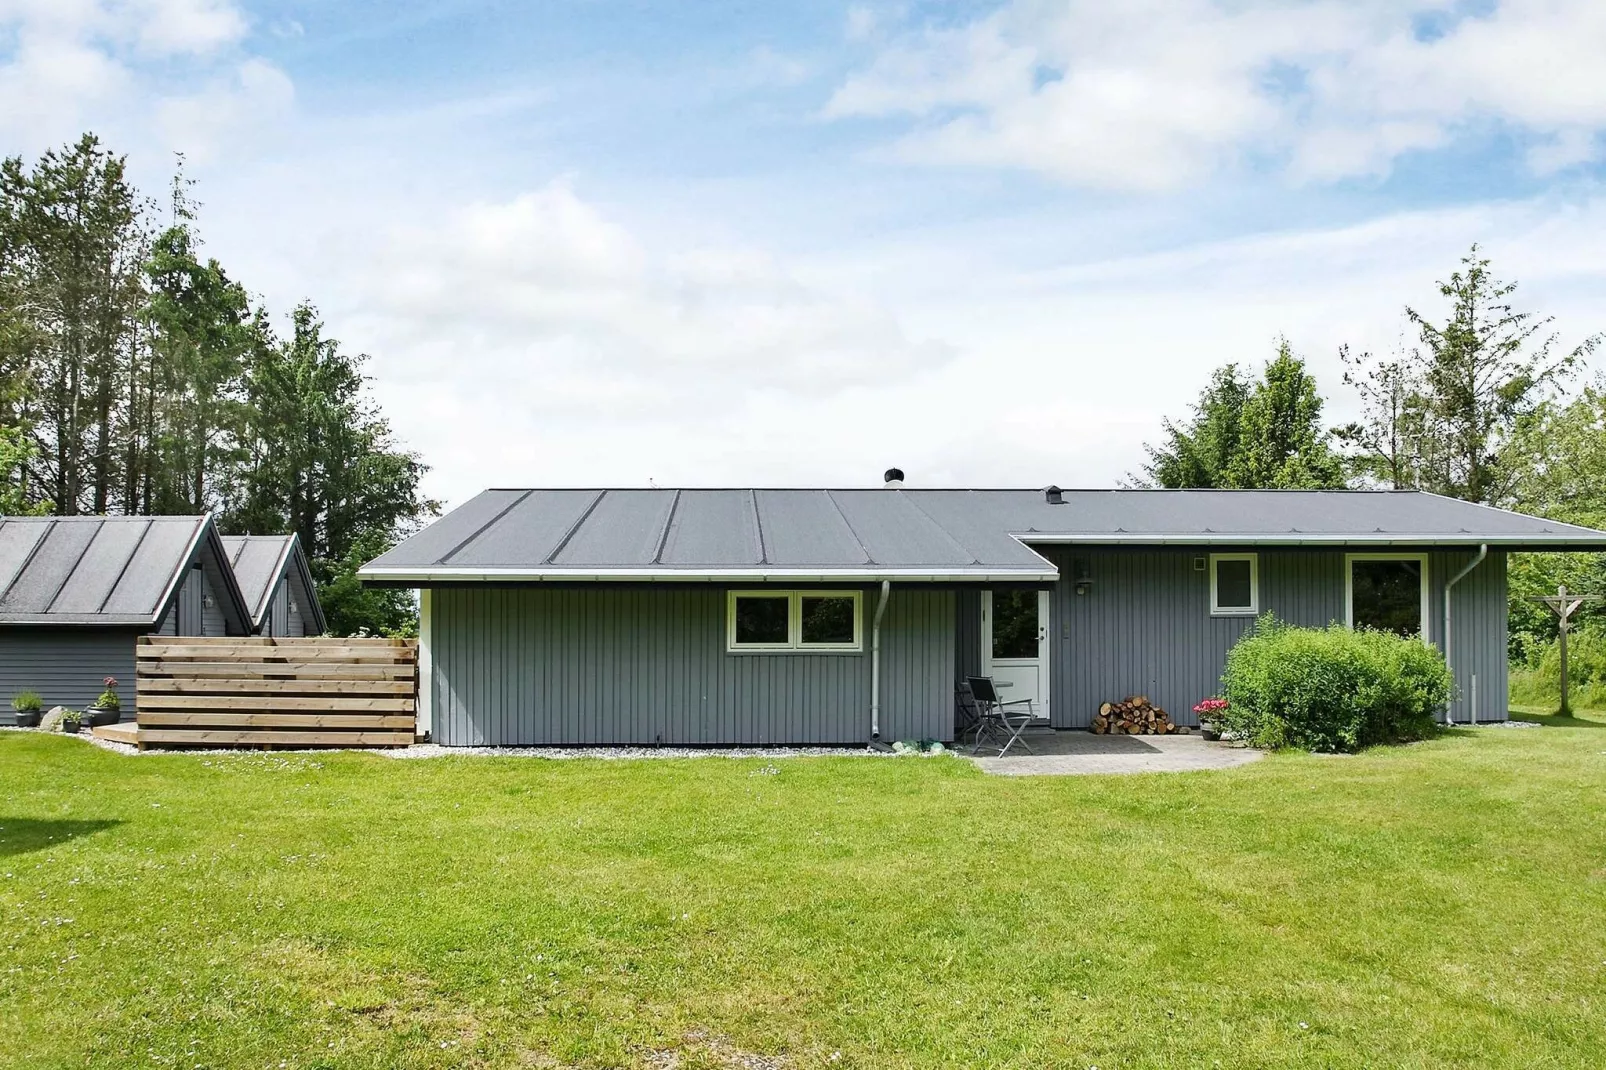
[1015,533,1606,549]
[357,565,1060,585]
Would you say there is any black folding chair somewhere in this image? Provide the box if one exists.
[966,675,1036,757]
[955,680,982,743]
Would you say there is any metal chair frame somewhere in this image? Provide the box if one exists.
[965,675,1036,757]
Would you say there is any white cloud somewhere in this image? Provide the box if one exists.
[0,0,283,157]
[827,0,1606,190]
[155,57,294,161]
[305,183,954,497]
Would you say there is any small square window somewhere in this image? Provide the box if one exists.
[1210,554,1258,615]
[733,595,789,646]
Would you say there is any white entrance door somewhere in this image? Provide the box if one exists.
[982,590,1050,720]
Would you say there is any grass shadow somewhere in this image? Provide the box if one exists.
[0,817,123,857]
[1507,708,1606,730]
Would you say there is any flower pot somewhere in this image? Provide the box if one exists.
[1199,721,1221,741]
[85,708,119,728]
[13,710,41,728]
[62,721,81,734]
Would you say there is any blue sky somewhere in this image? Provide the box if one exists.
[3,1,1604,508]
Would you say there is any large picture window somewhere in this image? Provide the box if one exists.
[728,591,863,652]
[1210,553,1258,616]
[1347,554,1428,638]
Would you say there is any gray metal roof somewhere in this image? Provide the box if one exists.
[360,487,1606,585]
[0,515,221,625]
[222,534,326,633]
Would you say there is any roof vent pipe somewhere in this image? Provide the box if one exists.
[1442,543,1487,726]
[883,468,904,488]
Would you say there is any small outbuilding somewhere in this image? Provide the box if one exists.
[0,515,252,722]
[222,534,326,637]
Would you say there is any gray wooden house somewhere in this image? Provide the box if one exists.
[359,484,1606,747]
[223,534,326,637]
[0,515,252,723]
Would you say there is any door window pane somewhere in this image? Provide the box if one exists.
[800,596,856,645]
[991,590,1039,659]
[733,595,789,645]
[1352,559,1423,636]
[1215,559,1253,609]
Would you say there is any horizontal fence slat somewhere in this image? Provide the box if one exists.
[133,636,417,749]
[136,729,414,747]
[139,695,414,713]
[138,661,416,680]
[138,646,416,663]
[138,678,414,695]
[137,712,415,729]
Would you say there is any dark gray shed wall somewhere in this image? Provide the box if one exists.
[991,546,1507,727]
[429,586,953,746]
[0,629,140,724]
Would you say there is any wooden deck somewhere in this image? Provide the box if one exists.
[90,721,141,746]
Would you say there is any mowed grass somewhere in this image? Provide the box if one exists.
[2,721,1605,1070]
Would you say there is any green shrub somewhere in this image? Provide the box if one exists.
[11,690,42,713]
[1220,616,1453,752]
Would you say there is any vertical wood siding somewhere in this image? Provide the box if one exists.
[1031,546,1507,728]
[0,629,140,723]
[1430,550,1508,723]
[430,586,953,746]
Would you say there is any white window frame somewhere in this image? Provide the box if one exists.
[726,590,864,652]
[1209,553,1259,616]
[1345,552,1431,641]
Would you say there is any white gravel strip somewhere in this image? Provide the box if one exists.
[1471,719,1544,729]
[5,725,924,760]
[385,743,899,760]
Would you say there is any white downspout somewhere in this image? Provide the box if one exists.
[1443,544,1487,726]
[417,588,433,742]
[870,580,890,742]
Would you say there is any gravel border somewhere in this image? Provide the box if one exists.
[385,743,901,760]
[2,725,907,760]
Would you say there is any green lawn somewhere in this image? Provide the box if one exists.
[3,720,1604,1070]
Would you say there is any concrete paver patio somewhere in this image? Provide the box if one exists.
[968,728,1264,776]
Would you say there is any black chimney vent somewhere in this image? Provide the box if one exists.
[1045,485,1064,505]
[883,467,905,487]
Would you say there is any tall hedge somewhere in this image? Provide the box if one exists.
[1219,616,1454,752]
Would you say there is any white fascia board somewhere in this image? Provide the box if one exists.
[149,515,212,628]
[356,565,1060,584]
[1014,532,1606,547]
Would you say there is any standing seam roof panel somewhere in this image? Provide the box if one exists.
[364,489,530,568]
[552,490,680,566]
[0,522,48,598]
[99,518,205,616]
[0,521,98,613]
[754,491,870,566]
[828,490,979,566]
[49,520,151,613]
[657,490,764,566]
[447,490,603,566]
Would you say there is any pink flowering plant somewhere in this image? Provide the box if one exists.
[1192,698,1228,717]
[93,676,120,711]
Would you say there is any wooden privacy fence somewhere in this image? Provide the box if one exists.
[135,636,418,748]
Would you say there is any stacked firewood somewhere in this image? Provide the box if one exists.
[1092,695,1176,735]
